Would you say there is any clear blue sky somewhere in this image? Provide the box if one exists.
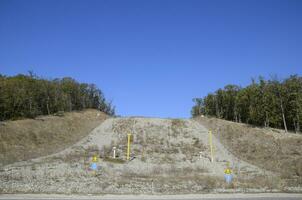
[0,0,301,118]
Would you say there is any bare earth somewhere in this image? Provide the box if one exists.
[0,117,301,194]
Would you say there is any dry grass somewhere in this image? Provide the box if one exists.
[232,174,288,192]
[112,118,136,134]
[0,109,108,166]
[171,119,186,138]
[151,175,224,194]
[103,157,126,164]
[195,116,302,182]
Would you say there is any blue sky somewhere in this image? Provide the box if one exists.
[0,0,301,118]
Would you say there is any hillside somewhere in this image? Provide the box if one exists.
[1,117,301,194]
[195,116,302,188]
[0,109,108,166]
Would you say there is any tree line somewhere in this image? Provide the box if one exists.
[0,73,115,121]
[191,75,302,133]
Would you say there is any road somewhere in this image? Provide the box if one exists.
[0,194,302,200]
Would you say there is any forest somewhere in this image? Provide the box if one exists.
[0,73,115,121]
[191,75,302,133]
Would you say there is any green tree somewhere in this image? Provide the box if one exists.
[0,73,115,121]
[192,75,302,133]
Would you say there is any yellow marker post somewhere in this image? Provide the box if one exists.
[209,130,214,162]
[127,133,132,160]
[92,155,98,162]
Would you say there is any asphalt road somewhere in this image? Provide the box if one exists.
[1,194,302,200]
[2,198,301,200]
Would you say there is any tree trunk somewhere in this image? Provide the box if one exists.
[234,108,238,122]
[294,119,297,133]
[297,114,300,133]
[280,99,288,132]
[215,97,219,118]
[46,96,50,115]
[29,97,32,115]
[265,111,269,128]
[198,103,202,116]
[69,97,72,112]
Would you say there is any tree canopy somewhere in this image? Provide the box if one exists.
[0,73,115,120]
[191,75,302,133]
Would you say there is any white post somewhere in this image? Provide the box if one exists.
[113,147,116,158]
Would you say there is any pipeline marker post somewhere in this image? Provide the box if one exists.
[209,130,214,162]
[90,155,99,176]
[127,133,132,160]
[199,151,203,159]
[113,147,116,159]
[93,155,98,162]
[224,162,233,184]
[142,146,145,160]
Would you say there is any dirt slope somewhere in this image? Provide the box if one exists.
[0,109,108,166]
[1,117,294,194]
